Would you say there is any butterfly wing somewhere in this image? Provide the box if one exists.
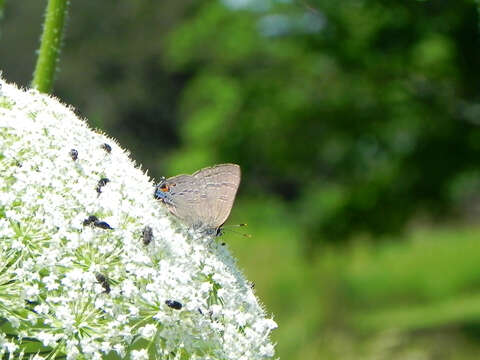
[160,163,241,232]
[193,164,241,230]
[163,174,206,228]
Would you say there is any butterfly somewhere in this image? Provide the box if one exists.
[154,164,241,236]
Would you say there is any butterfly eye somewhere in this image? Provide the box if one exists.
[160,184,170,192]
[158,181,177,193]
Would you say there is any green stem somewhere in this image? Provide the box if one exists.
[0,0,5,20]
[0,0,5,37]
[477,0,480,35]
[31,0,70,93]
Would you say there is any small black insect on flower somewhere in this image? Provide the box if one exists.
[142,226,154,245]
[69,149,78,161]
[94,221,114,230]
[12,156,22,167]
[101,143,112,153]
[165,299,183,310]
[82,215,114,230]
[82,215,98,226]
[96,177,110,194]
[95,273,111,294]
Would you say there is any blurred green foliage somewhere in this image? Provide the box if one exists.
[230,198,480,359]
[3,0,480,246]
[163,0,480,248]
[2,0,480,358]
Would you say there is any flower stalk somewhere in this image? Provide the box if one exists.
[31,0,70,93]
[0,0,5,22]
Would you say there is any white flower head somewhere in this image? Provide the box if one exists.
[0,77,277,358]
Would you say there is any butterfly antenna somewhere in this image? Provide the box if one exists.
[223,223,251,238]
[229,223,248,228]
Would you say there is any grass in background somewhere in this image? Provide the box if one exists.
[227,197,480,359]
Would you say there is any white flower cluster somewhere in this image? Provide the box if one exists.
[0,77,277,359]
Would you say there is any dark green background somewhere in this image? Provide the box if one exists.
[3,0,480,358]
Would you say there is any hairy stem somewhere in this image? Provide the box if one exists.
[0,0,5,34]
[31,0,70,93]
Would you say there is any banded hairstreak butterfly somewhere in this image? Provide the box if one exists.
[154,164,241,235]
